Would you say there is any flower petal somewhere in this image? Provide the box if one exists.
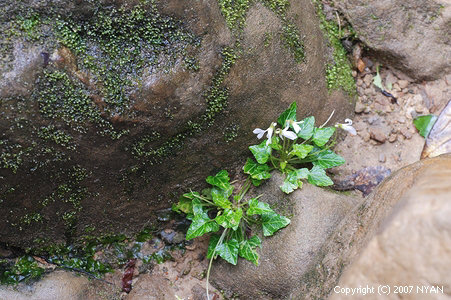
[282,130,297,140]
[343,125,357,135]
[253,128,266,139]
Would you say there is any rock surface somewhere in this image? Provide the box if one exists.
[333,0,451,80]
[0,0,354,247]
[212,154,451,299]
[211,173,360,299]
[330,154,451,299]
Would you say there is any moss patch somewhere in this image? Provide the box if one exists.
[312,0,356,97]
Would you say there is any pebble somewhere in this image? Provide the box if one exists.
[388,133,397,143]
[357,78,364,86]
[360,130,371,142]
[379,153,386,163]
[400,128,412,139]
[392,83,401,92]
[368,115,381,125]
[355,102,366,113]
[369,127,387,143]
[363,74,373,86]
[398,80,409,89]
[352,70,358,77]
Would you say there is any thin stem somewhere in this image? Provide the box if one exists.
[320,110,335,128]
[206,229,228,300]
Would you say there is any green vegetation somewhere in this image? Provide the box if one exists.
[37,125,76,151]
[217,0,251,31]
[0,256,44,284]
[0,139,33,173]
[312,0,356,96]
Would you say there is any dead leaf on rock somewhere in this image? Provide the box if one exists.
[422,99,451,159]
[122,259,137,293]
[333,166,392,196]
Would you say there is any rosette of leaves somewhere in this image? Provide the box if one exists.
[246,101,345,194]
[172,170,290,266]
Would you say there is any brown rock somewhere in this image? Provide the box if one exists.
[401,128,413,139]
[398,80,409,89]
[355,102,366,113]
[388,133,397,143]
[369,127,387,143]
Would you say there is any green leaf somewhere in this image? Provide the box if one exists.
[312,127,335,147]
[373,65,384,91]
[201,188,213,200]
[211,187,233,208]
[280,178,298,194]
[247,198,274,215]
[182,191,202,201]
[243,158,271,180]
[229,228,244,243]
[238,240,259,266]
[186,211,220,240]
[215,208,243,230]
[277,101,297,126]
[172,197,193,214]
[248,235,262,248]
[312,150,345,169]
[206,170,231,190]
[207,234,220,259]
[249,140,272,164]
[251,178,262,186]
[289,144,314,159]
[307,165,333,186]
[261,212,290,236]
[296,116,315,140]
[280,168,309,194]
[413,115,437,138]
[215,238,239,265]
[192,198,205,216]
[269,136,282,150]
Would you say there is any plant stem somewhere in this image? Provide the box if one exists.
[206,229,228,300]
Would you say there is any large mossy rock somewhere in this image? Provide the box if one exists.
[0,0,355,247]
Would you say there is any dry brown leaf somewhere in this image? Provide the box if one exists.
[422,99,451,158]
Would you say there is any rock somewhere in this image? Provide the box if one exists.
[0,270,91,300]
[360,129,371,142]
[211,173,360,299]
[369,127,387,143]
[388,133,397,143]
[363,74,373,87]
[330,154,451,299]
[422,99,451,158]
[378,153,386,163]
[355,101,366,113]
[0,0,355,248]
[160,229,185,245]
[356,78,364,86]
[332,0,451,80]
[398,79,409,89]
[127,274,176,300]
[400,128,413,140]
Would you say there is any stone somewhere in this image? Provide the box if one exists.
[330,155,451,299]
[332,0,451,80]
[363,74,373,87]
[378,153,386,163]
[398,79,409,89]
[355,101,366,113]
[127,274,176,300]
[0,0,355,248]
[211,173,360,299]
[369,127,387,143]
[388,133,397,143]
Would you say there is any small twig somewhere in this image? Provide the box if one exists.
[336,11,341,38]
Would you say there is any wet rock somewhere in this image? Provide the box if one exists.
[211,173,360,299]
[330,155,451,299]
[369,127,388,143]
[332,0,451,80]
[160,229,185,245]
[0,0,354,248]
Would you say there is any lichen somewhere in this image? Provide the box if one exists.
[312,0,356,97]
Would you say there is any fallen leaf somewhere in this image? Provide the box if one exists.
[122,259,137,293]
[357,59,365,73]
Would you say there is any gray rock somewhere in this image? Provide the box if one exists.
[211,173,360,299]
[332,0,451,80]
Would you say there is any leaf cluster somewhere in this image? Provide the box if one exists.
[247,102,345,194]
[173,170,290,265]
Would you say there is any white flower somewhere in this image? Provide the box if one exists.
[288,119,304,133]
[276,125,297,140]
[253,122,276,145]
[335,118,357,135]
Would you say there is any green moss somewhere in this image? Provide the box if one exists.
[217,0,251,31]
[54,3,200,118]
[223,124,240,142]
[281,22,305,63]
[37,125,76,151]
[16,13,42,40]
[0,256,44,285]
[312,0,356,97]
[0,139,33,173]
